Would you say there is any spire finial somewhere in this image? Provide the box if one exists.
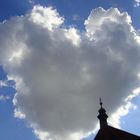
[99,97,102,107]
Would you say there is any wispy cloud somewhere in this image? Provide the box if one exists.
[0,79,15,88]
[0,95,10,101]
[72,14,81,21]
[134,0,140,7]
[0,80,7,87]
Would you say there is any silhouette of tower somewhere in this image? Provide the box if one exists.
[97,98,108,129]
[94,98,140,140]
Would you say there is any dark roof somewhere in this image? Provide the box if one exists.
[94,125,140,140]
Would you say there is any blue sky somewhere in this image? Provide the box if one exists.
[0,0,140,140]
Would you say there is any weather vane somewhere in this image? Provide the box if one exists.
[99,97,103,107]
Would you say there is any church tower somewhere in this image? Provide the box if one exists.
[97,98,108,129]
[94,98,140,140]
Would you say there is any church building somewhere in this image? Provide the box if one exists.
[94,99,140,140]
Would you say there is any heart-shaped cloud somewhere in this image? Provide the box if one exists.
[0,5,140,140]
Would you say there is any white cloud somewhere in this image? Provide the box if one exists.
[134,0,140,7]
[85,7,131,38]
[14,108,26,119]
[28,0,35,5]
[0,5,140,140]
[64,27,81,46]
[0,78,15,88]
[0,95,10,101]
[0,79,12,102]
[29,5,64,31]
[0,80,8,87]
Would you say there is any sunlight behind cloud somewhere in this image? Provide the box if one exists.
[0,5,140,140]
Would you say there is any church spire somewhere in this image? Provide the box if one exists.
[97,98,108,129]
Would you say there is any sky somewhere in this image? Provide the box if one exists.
[0,0,140,140]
